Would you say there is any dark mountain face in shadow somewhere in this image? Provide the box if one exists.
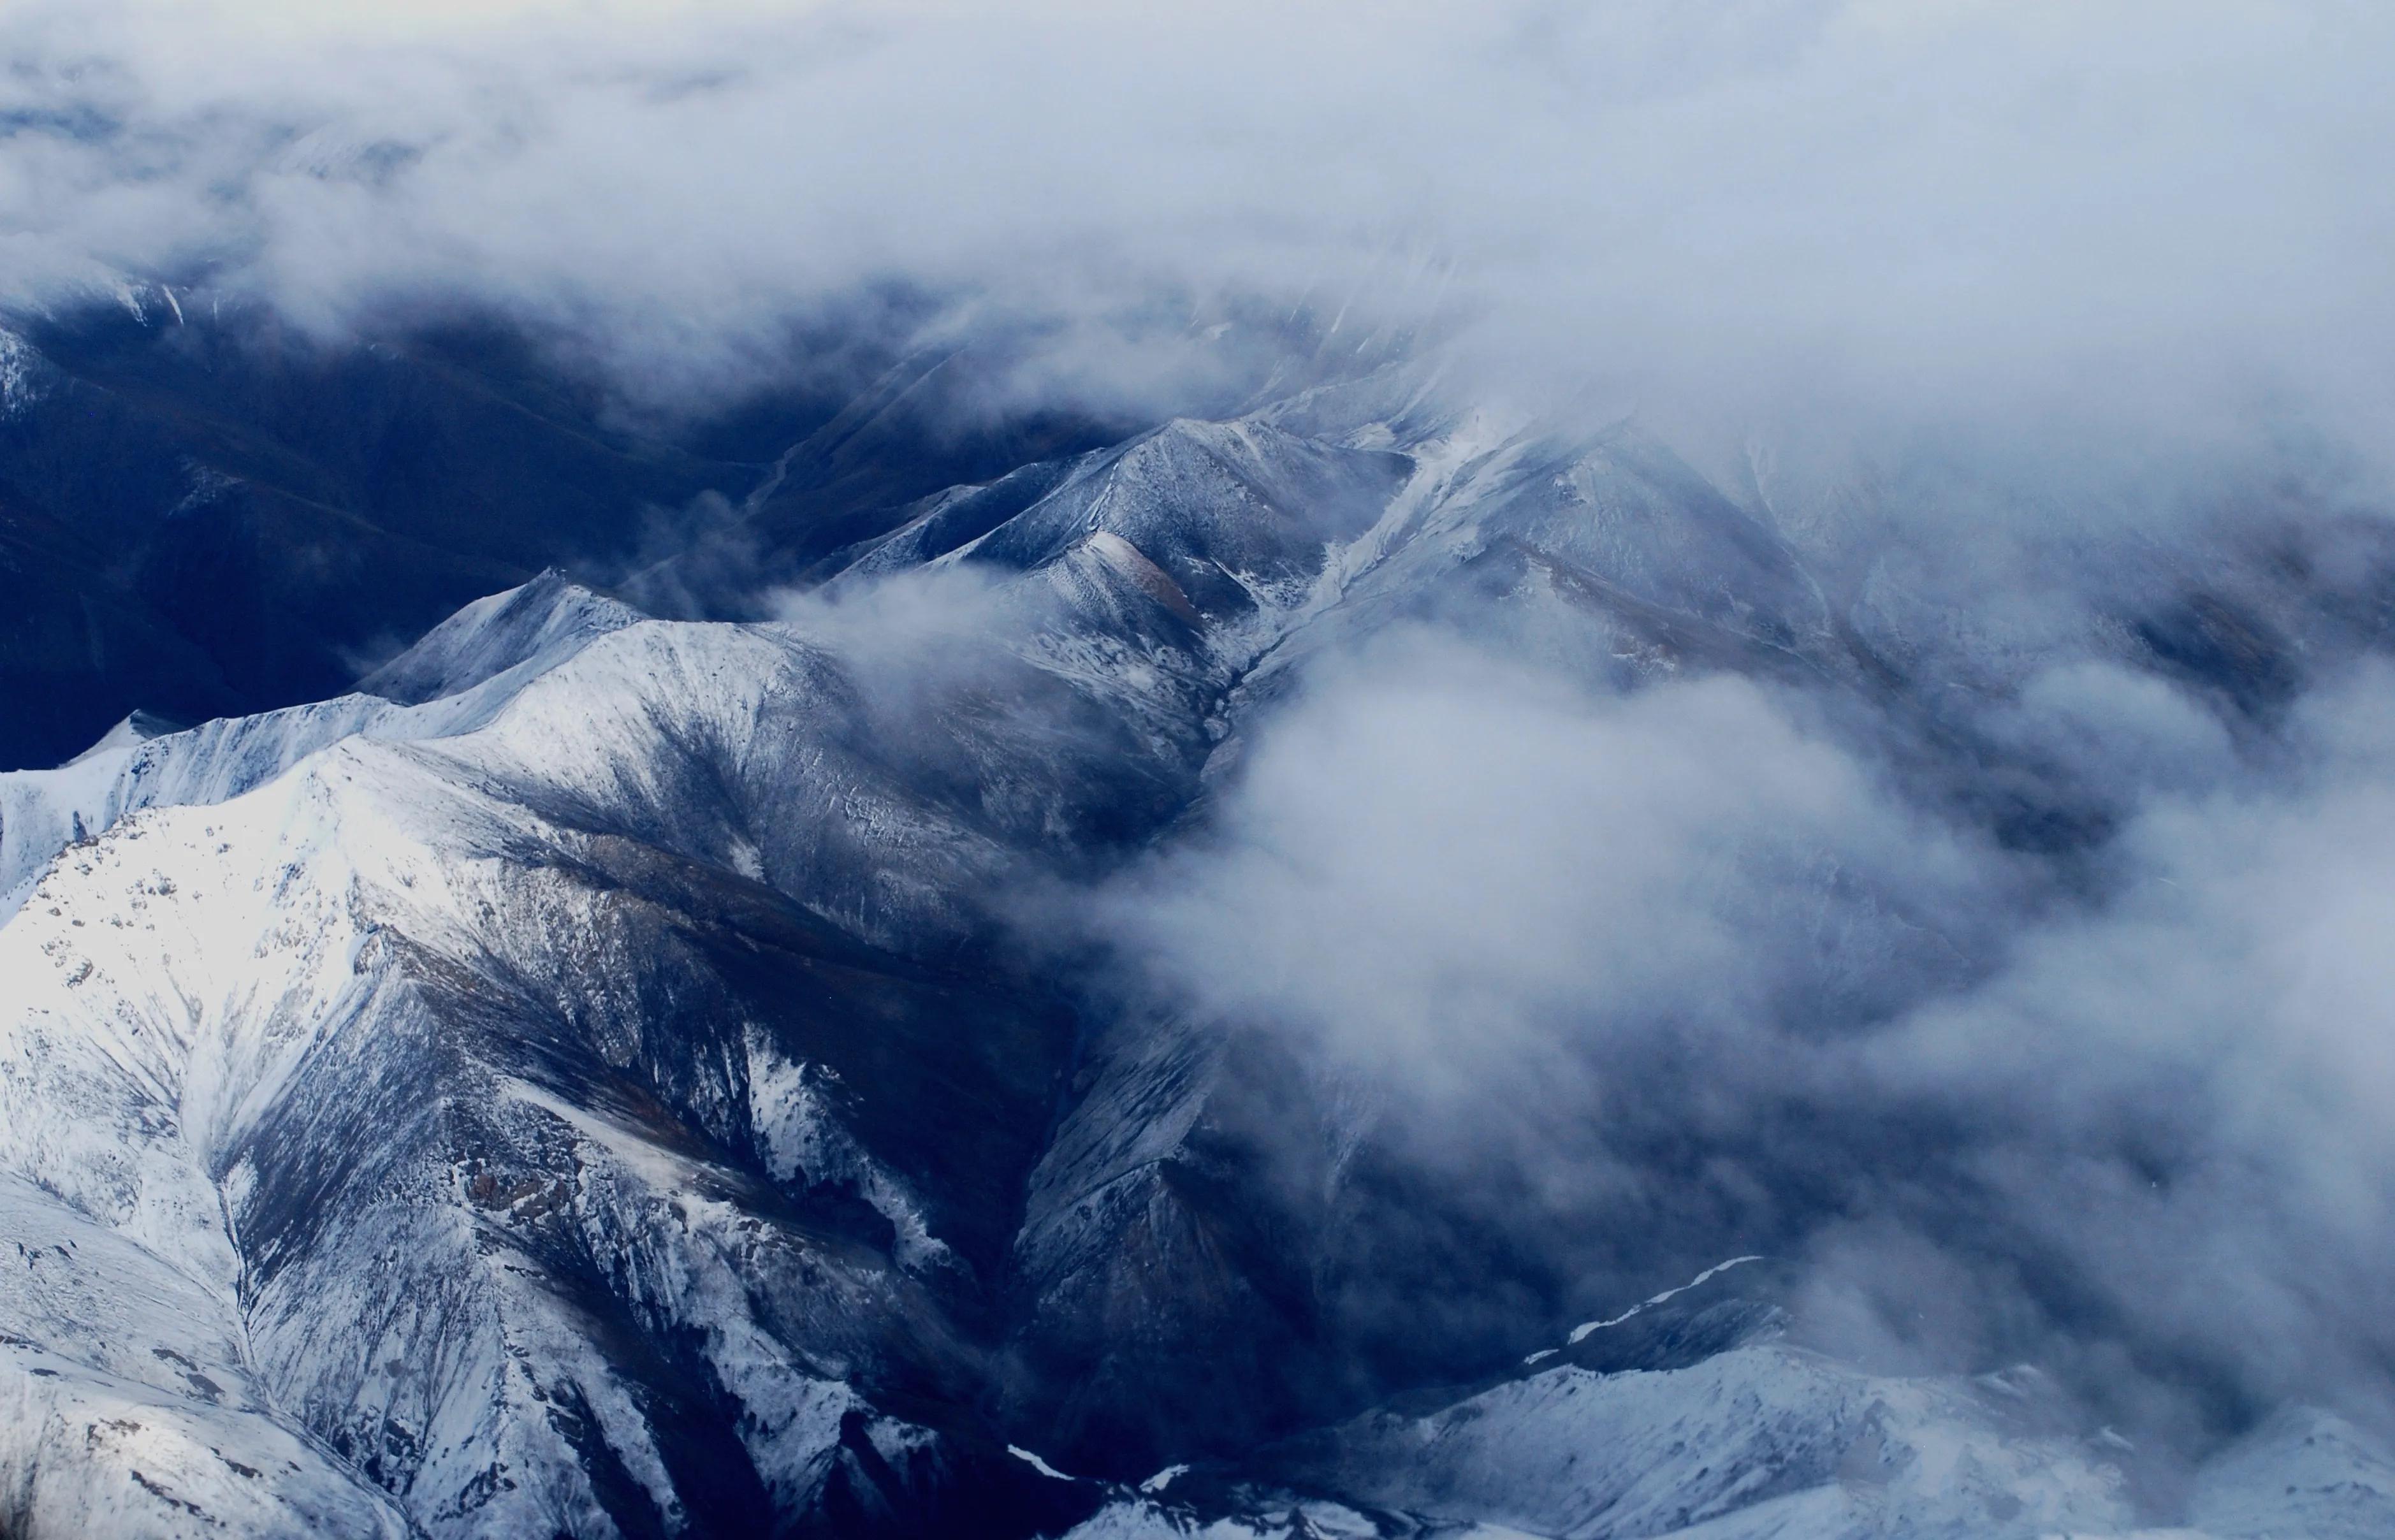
[0,293,1157,770]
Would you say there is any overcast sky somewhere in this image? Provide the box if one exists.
[4,0,2389,465]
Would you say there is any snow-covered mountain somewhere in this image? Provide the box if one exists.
[4,352,2394,1540]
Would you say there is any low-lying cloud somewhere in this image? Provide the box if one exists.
[1092,623,2395,1451]
[1101,638,1993,1089]
[1864,662,2395,1416]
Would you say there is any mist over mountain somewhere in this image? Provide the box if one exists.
[3,4,2393,1538]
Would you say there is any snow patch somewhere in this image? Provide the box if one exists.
[1009,1444,1075,1481]
[1568,1254,1765,1344]
[0,329,45,415]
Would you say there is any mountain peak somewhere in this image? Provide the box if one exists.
[358,569,644,707]
[57,708,187,769]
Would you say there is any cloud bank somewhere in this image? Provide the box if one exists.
[1092,620,2395,1455]
[3,0,2389,461]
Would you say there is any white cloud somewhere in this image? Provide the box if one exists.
[1860,663,2395,1412]
[2,0,2387,463]
[1098,632,1995,1104]
[1094,627,2395,1434]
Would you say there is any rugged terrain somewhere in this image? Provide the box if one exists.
[3,300,2394,1538]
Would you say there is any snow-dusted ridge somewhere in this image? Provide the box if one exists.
[0,489,1285,1532]
[1068,1346,2395,1539]
[0,571,641,919]
[0,661,1008,1532]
